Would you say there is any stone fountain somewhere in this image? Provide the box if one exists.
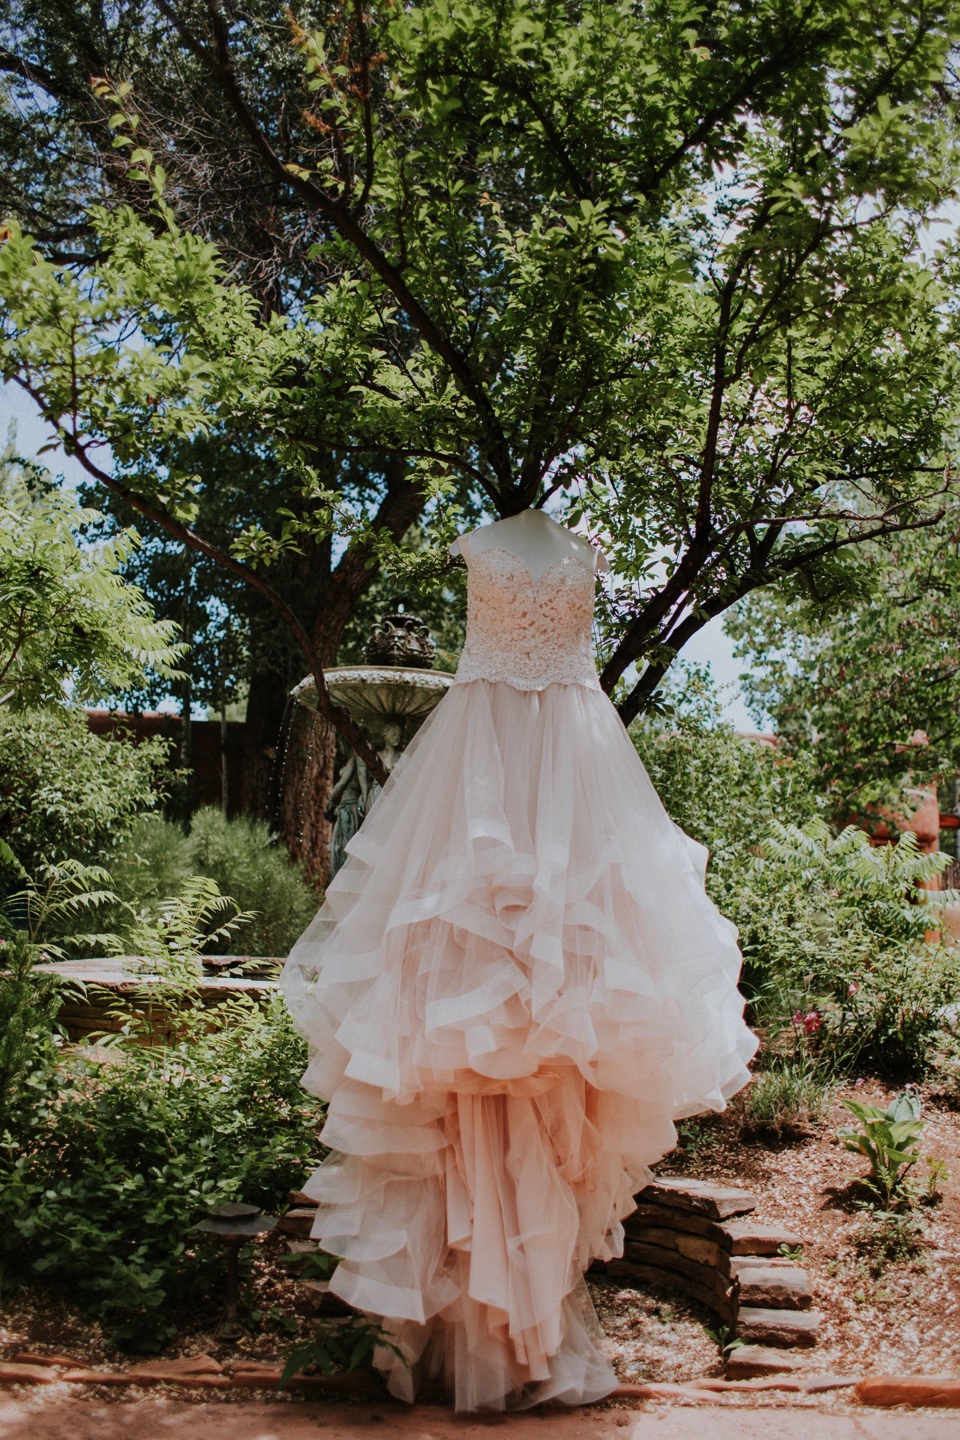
[292,612,454,875]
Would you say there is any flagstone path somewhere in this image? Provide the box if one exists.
[2,1400,960,1440]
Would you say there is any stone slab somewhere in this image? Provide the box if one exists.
[625,1204,721,1240]
[288,1190,319,1208]
[278,1208,318,1238]
[736,1305,822,1347]
[0,1362,59,1386]
[126,1370,231,1389]
[725,1344,803,1379]
[605,1258,737,1325]
[676,1234,721,1266]
[11,1352,84,1368]
[735,1264,813,1311]
[624,1240,721,1291]
[639,1176,759,1220]
[720,1219,805,1255]
[129,1356,222,1376]
[722,1253,797,1279]
[856,1376,960,1407]
[640,1226,681,1251]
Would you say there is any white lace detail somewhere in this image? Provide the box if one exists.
[454,546,601,691]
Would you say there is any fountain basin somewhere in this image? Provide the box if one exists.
[292,665,453,741]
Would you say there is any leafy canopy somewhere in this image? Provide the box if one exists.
[2,0,960,726]
[729,504,960,817]
[0,441,184,708]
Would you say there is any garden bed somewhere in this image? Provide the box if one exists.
[4,1078,960,1409]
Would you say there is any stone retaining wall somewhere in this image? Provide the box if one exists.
[591,1176,822,1348]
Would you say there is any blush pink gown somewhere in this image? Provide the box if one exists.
[280,546,757,1411]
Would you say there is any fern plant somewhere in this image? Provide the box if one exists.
[0,843,125,957]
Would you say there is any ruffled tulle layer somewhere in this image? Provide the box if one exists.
[281,681,756,1410]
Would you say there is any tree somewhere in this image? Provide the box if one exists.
[3,0,960,871]
[727,503,960,822]
[0,437,183,708]
[1,0,459,847]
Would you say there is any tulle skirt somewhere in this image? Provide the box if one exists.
[281,680,756,1410]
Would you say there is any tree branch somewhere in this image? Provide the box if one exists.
[155,0,515,497]
[613,504,948,725]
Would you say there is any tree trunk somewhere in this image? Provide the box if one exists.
[277,706,336,889]
[240,659,292,823]
[274,616,343,887]
[238,654,335,887]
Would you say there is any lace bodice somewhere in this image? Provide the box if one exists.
[454,546,601,691]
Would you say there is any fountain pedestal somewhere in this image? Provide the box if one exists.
[292,615,455,876]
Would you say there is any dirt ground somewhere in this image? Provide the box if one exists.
[3,1077,960,1416]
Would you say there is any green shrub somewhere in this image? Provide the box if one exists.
[105,813,194,919]
[735,820,960,1078]
[0,932,63,1130]
[0,707,168,872]
[107,809,317,957]
[633,682,959,1082]
[0,994,322,1350]
[185,808,317,956]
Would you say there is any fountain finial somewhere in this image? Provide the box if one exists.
[363,612,436,670]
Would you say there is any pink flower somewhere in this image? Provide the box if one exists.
[792,1010,804,1027]
[854,1078,865,1088]
[848,982,859,995]
[803,1011,822,1036]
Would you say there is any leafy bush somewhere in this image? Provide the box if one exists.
[0,932,63,1130]
[0,992,322,1350]
[633,686,959,1082]
[734,821,960,1077]
[104,813,194,919]
[0,707,169,873]
[0,852,127,958]
[185,808,317,956]
[108,808,316,957]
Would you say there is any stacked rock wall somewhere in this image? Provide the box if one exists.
[593,1176,822,1348]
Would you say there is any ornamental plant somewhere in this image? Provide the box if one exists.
[838,1090,925,1209]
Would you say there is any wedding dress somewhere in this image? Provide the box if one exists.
[280,525,757,1412]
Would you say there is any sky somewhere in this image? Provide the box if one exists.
[2,378,765,732]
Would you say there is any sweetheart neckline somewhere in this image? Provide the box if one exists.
[467,544,597,586]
